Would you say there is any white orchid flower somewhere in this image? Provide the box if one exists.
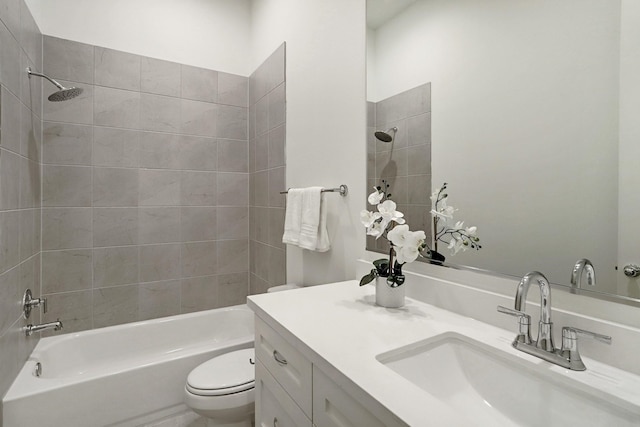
[360,210,380,228]
[465,226,477,236]
[430,188,441,204]
[387,224,409,247]
[368,189,384,205]
[378,200,405,225]
[366,220,386,239]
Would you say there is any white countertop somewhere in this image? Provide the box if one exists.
[247,281,640,426]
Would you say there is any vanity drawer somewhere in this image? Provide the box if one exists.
[256,360,312,427]
[255,318,312,417]
[313,366,406,427]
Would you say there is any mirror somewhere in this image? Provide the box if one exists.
[366,0,640,301]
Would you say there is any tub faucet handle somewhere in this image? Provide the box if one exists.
[23,289,47,318]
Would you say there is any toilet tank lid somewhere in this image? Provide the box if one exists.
[187,348,255,391]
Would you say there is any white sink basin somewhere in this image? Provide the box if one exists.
[377,333,640,426]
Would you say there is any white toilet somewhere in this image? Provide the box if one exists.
[184,348,256,427]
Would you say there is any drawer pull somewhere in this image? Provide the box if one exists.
[273,350,288,365]
[273,417,278,427]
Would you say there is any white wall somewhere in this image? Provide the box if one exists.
[368,0,620,291]
[251,0,367,285]
[25,0,252,75]
[618,0,640,297]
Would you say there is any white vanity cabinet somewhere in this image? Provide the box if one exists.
[254,317,406,427]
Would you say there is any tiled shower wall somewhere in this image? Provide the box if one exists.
[39,36,251,333]
[249,44,287,294]
[0,0,43,401]
[366,83,432,253]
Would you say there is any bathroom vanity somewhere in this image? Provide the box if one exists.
[248,278,640,426]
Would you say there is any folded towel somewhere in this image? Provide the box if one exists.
[282,188,304,245]
[299,187,323,251]
[282,187,331,252]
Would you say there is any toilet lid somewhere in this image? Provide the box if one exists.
[187,348,255,396]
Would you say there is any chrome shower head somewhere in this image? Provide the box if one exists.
[26,67,84,102]
[374,127,398,143]
[48,87,84,102]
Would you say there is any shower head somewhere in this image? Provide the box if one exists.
[374,127,398,143]
[26,67,84,102]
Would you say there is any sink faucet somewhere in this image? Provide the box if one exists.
[514,271,554,351]
[498,271,611,371]
[570,258,595,292]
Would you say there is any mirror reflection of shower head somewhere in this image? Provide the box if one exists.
[374,127,398,143]
[26,67,84,102]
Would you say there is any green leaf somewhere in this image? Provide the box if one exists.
[359,269,378,286]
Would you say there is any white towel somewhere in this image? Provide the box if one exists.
[282,187,331,252]
[282,188,304,245]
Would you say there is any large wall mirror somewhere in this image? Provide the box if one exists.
[366,0,640,302]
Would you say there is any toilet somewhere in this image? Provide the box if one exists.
[184,285,303,425]
[184,348,255,427]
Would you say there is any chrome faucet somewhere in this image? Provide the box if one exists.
[25,320,63,336]
[570,258,596,292]
[498,271,611,371]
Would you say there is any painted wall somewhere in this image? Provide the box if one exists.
[251,0,367,285]
[368,0,620,291]
[24,0,252,75]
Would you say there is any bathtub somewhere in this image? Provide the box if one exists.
[2,305,254,427]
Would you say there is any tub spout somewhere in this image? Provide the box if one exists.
[25,320,63,336]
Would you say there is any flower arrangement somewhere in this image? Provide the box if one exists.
[429,182,481,256]
[359,181,427,287]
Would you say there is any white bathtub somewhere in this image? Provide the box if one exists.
[2,305,254,427]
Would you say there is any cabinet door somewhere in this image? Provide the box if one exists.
[255,318,313,416]
[256,360,312,427]
[313,366,406,427]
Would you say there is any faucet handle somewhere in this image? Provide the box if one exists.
[497,306,532,344]
[560,326,611,371]
[562,326,611,346]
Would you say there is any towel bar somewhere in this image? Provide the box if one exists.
[280,184,348,197]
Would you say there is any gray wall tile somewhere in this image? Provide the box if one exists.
[43,165,92,207]
[0,149,21,210]
[139,244,181,282]
[218,173,248,206]
[179,135,217,171]
[268,83,285,129]
[217,207,248,240]
[94,86,140,129]
[0,21,21,97]
[218,272,248,306]
[93,246,139,287]
[95,47,141,91]
[268,124,285,168]
[41,290,93,334]
[93,285,139,328]
[43,122,93,165]
[181,65,217,102]
[93,127,139,167]
[44,80,93,125]
[139,280,180,320]
[218,239,248,275]
[42,249,92,294]
[139,132,180,169]
[217,105,247,140]
[181,206,216,242]
[181,241,217,278]
[181,275,218,313]
[140,93,181,133]
[0,211,19,272]
[218,72,247,107]
[93,167,139,207]
[181,99,216,136]
[93,207,138,247]
[139,169,180,206]
[180,171,217,206]
[42,208,92,250]
[43,36,94,83]
[141,57,180,97]
[138,207,180,244]
[1,87,22,153]
[218,139,247,173]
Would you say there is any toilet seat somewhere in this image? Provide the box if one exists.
[186,348,255,397]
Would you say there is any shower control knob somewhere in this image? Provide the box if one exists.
[623,264,640,278]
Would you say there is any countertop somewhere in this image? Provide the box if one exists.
[247,280,640,426]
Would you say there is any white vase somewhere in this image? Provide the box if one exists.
[375,277,405,308]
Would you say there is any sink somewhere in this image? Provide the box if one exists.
[377,333,640,426]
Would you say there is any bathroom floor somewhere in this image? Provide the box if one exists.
[142,410,255,427]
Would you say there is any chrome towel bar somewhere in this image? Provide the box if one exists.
[280,184,348,197]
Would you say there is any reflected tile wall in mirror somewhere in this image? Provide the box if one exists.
[366,83,432,253]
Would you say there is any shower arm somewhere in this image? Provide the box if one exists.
[26,67,65,90]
